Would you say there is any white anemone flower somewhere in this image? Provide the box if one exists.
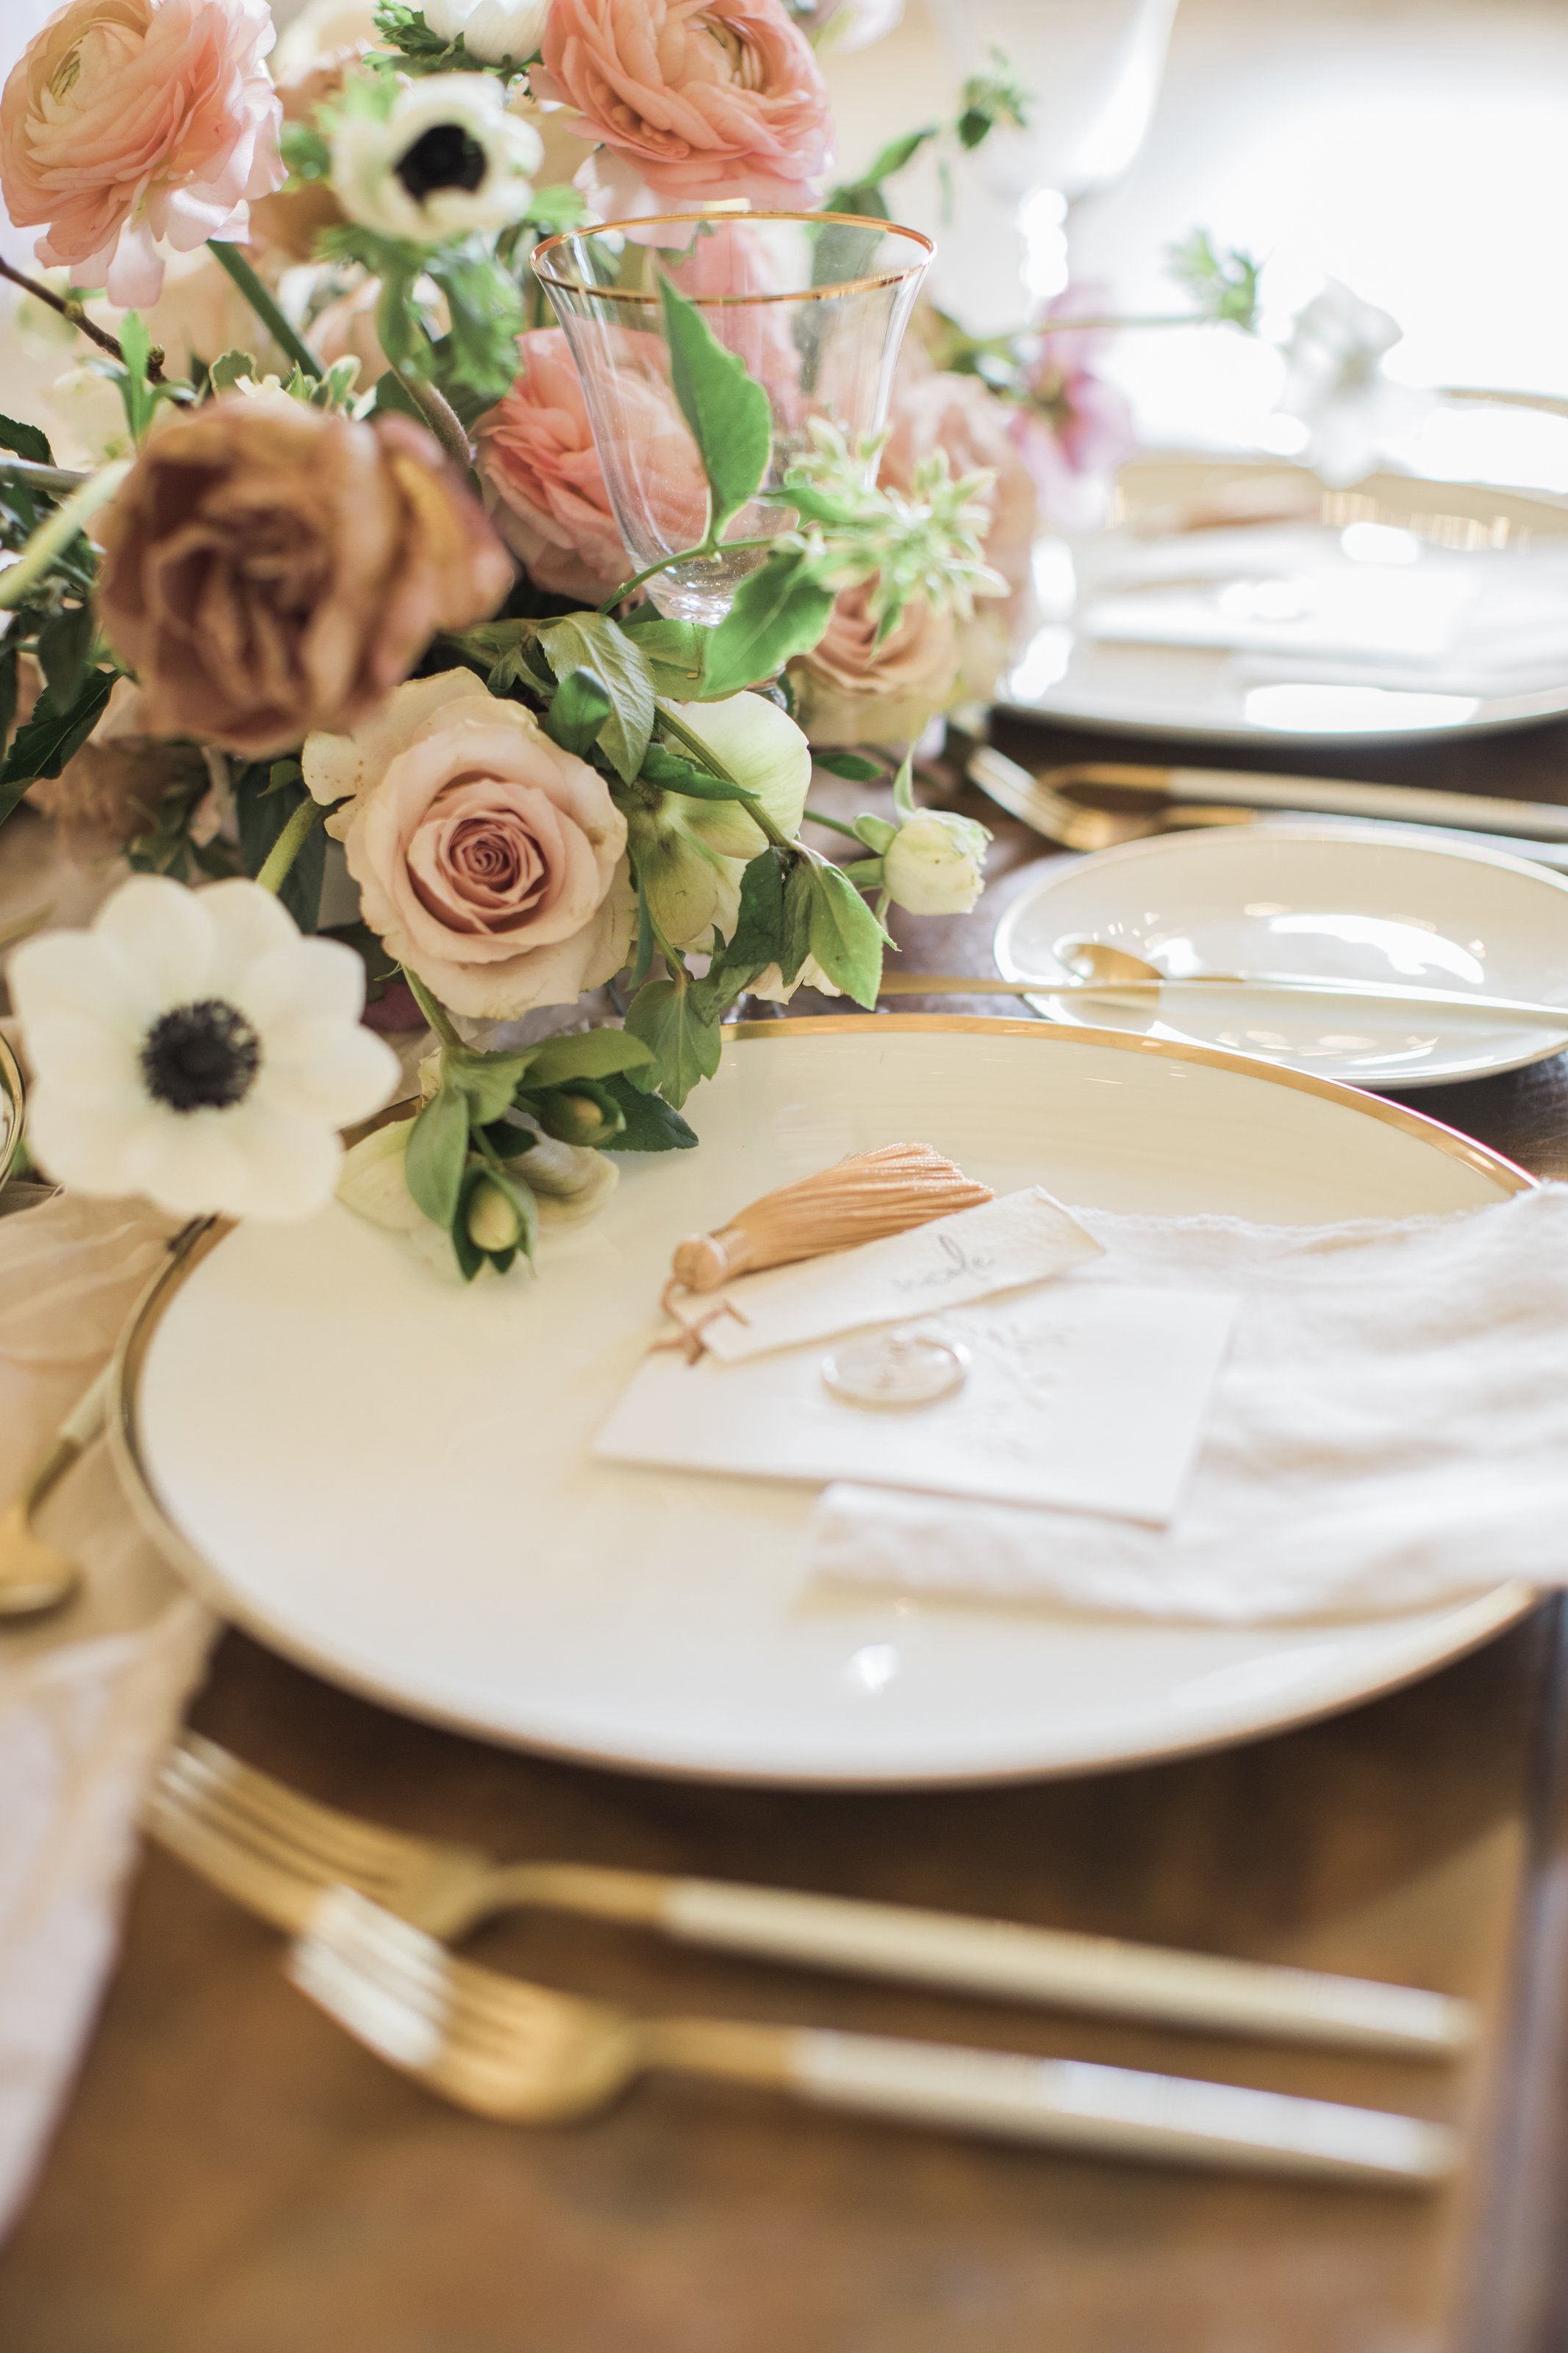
[331,73,543,246]
[1275,280,1430,490]
[9,876,401,1221]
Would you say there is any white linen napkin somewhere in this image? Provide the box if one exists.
[809,1184,1568,1624]
[0,1191,215,2240]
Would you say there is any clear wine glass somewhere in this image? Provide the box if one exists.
[531,212,932,624]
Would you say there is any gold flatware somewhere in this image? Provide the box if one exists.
[1046,940,1568,1026]
[968,744,1568,866]
[148,1732,1474,2057]
[286,1887,1458,2186]
[0,1365,108,1618]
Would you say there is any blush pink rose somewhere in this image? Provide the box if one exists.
[476,326,706,602]
[1014,283,1136,532]
[534,0,832,210]
[791,577,961,749]
[0,0,285,308]
[326,676,634,1021]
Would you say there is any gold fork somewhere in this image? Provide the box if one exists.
[147,1732,1475,2058]
[285,1888,1457,2186]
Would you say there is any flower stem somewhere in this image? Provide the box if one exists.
[0,459,132,612]
[207,241,323,381]
[0,455,90,498]
[598,534,781,617]
[387,363,473,471]
[0,254,164,380]
[801,810,862,842]
[403,968,463,1049]
[256,794,325,894]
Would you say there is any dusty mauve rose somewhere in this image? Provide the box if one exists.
[0,0,285,307]
[534,0,832,210]
[96,395,513,760]
[307,673,634,1020]
[476,326,706,602]
[791,577,961,749]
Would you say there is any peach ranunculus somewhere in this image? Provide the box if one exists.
[96,394,514,760]
[0,0,286,309]
[534,0,832,212]
[304,671,634,1020]
[475,326,707,603]
[790,576,962,749]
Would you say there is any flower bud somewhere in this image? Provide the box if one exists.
[882,810,991,917]
[467,1174,525,1254]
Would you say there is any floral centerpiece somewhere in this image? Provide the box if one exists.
[0,0,1418,1278]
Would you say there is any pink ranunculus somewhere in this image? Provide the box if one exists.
[880,365,1040,608]
[0,0,286,309]
[1013,282,1136,532]
[534,0,832,210]
[476,325,706,602]
[331,676,635,1021]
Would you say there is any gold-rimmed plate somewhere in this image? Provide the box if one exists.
[112,1020,1534,1787]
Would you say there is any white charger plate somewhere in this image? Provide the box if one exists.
[994,821,1568,1090]
[113,1021,1533,1788]
[1000,454,1568,745]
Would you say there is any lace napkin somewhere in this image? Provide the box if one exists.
[0,1191,214,2240]
[809,1184,1568,1624]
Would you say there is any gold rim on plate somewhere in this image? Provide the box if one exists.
[107,1018,1536,1682]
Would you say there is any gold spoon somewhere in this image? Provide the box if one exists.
[1045,942,1568,1026]
[0,1368,108,1618]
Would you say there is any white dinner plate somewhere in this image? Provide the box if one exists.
[114,1022,1534,1788]
[1000,453,1568,745]
[994,821,1568,1090]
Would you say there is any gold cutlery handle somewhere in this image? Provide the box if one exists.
[0,1364,110,1618]
[786,2029,1457,2186]
[1161,765,1568,841]
[876,973,1568,1024]
[656,1879,1470,2057]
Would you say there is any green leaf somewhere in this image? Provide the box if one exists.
[443,1046,534,1126]
[701,549,837,701]
[0,414,51,465]
[617,608,709,698]
[208,349,259,393]
[523,1028,655,1087]
[426,241,526,405]
[862,124,941,185]
[851,813,898,854]
[404,1085,470,1230]
[543,667,615,759]
[640,740,759,804]
[779,856,814,986]
[659,272,773,540]
[815,751,884,783]
[0,667,114,828]
[537,613,655,782]
[35,601,96,707]
[623,975,723,1109]
[805,859,885,1007]
[599,1071,698,1151]
[231,759,325,932]
[703,846,784,999]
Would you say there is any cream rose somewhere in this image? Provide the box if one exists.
[306,672,633,1021]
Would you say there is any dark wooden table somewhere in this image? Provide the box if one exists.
[4,715,1568,2353]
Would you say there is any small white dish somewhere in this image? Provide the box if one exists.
[114,1023,1531,1788]
[995,821,1568,1090]
[1000,454,1568,746]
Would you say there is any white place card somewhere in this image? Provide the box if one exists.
[667,1187,1103,1365]
[598,1283,1239,1527]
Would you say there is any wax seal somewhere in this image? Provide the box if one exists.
[820,1330,969,1410]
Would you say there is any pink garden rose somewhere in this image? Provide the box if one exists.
[307,673,634,1021]
[534,0,832,211]
[1013,284,1136,532]
[0,0,285,307]
[476,326,706,602]
[791,577,961,749]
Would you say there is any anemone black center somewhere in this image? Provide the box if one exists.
[395,124,487,202]
[140,999,261,1114]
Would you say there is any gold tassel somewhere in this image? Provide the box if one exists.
[665,1144,993,1309]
